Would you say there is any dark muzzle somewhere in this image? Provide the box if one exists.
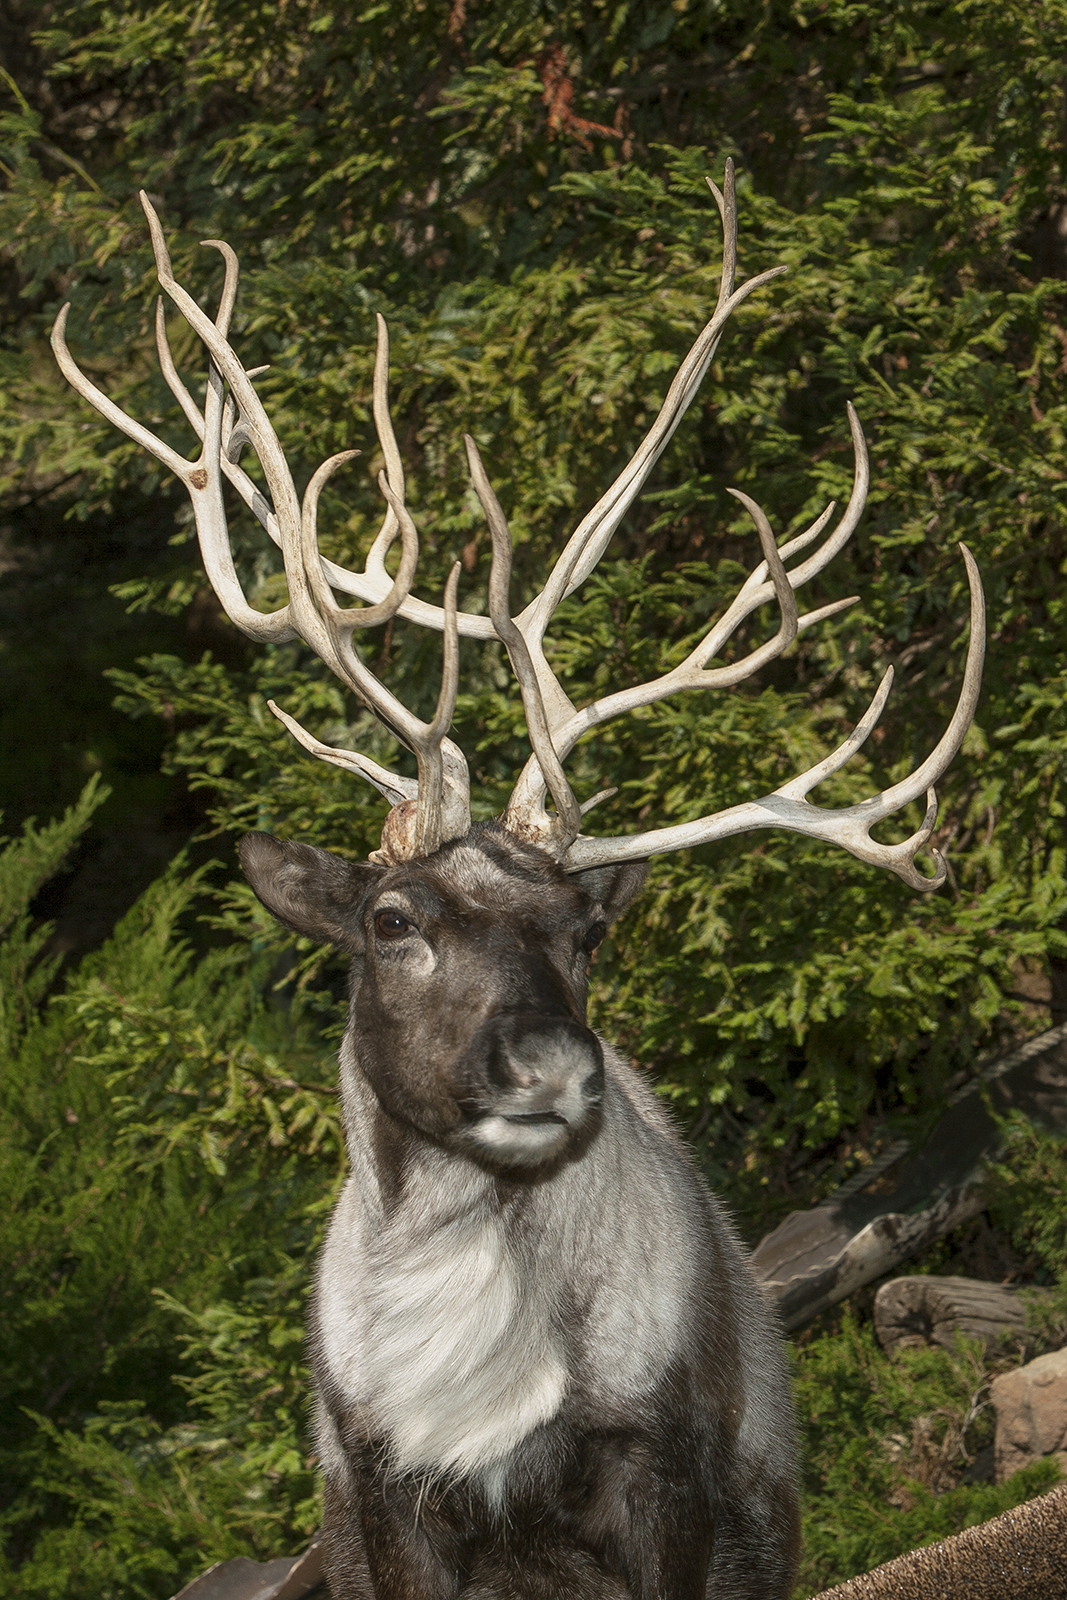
[458,1012,605,1169]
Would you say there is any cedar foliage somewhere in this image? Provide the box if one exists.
[3,0,1067,1593]
[6,0,1067,1191]
[0,792,340,1590]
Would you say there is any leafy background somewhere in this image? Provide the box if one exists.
[3,0,1067,1594]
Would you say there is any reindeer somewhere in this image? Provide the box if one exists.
[53,163,984,1600]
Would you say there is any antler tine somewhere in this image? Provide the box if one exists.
[51,299,296,647]
[267,457,472,859]
[195,302,498,639]
[411,563,467,857]
[508,162,788,716]
[142,196,469,846]
[428,563,463,742]
[154,290,276,508]
[792,544,986,820]
[561,545,985,888]
[503,427,865,831]
[361,555,471,864]
[152,236,241,438]
[705,164,736,313]
[155,299,207,435]
[678,405,870,681]
[200,237,240,338]
[301,456,417,635]
[464,435,583,850]
[362,313,406,586]
[267,700,418,805]
[722,489,800,651]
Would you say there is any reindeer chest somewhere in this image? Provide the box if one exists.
[315,1170,569,1482]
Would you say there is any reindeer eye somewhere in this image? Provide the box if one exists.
[375,910,413,940]
[581,921,607,955]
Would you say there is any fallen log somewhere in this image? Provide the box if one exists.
[873,1274,1038,1357]
[807,1478,1067,1598]
[751,1021,1067,1331]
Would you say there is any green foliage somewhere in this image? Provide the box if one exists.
[0,776,108,1052]
[986,1116,1067,1286]
[0,815,340,1593]
[11,1400,289,1600]
[9,1277,320,1600]
[5,4,1067,1220]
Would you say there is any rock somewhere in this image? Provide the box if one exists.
[992,1345,1067,1482]
[873,1275,1032,1357]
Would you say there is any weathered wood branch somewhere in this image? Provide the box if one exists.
[171,1543,323,1600]
[750,1022,1067,1331]
[874,1274,1042,1357]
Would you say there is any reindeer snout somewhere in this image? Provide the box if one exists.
[486,1013,604,1117]
[461,1013,604,1169]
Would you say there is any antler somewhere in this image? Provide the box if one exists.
[461,161,985,887]
[477,408,984,888]
[51,192,471,860]
[51,165,984,889]
[561,545,985,889]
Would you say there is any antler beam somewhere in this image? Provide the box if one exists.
[561,545,985,889]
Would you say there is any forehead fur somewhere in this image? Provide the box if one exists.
[380,824,586,916]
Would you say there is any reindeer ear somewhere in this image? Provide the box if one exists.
[571,860,648,925]
[239,833,383,952]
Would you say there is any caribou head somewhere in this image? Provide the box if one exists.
[240,825,646,1173]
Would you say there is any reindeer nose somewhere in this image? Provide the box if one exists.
[484,1013,604,1122]
[460,1012,605,1169]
